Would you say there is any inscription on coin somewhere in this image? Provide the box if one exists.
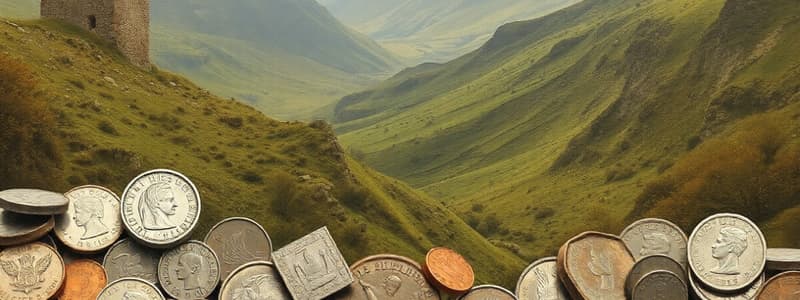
[0,206,54,246]
[516,257,568,300]
[104,238,161,284]
[159,240,220,299]
[620,218,688,269]
[0,242,65,299]
[204,217,272,282]
[558,232,634,300]
[689,272,764,300]
[756,271,800,299]
[337,254,439,300]
[688,213,766,292]
[273,227,353,300]
[631,270,687,300]
[458,285,517,300]
[97,277,165,300]
[122,169,201,248]
[58,259,107,300]
[219,261,291,300]
[56,185,122,253]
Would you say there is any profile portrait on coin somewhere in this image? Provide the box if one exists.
[534,268,562,300]
[588,246,614,290]
[73,195,109,240]
[359,275,402,299]
[176,251,206,292]
[710,226,748,275]
[123,291,147,300]
[640,232,670,256]
[139,182,177,230]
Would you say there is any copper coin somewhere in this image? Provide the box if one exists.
[0,242,65,299]
[756,271,800,299]
[422,247,474,295]
[556,231,634,300]
[335,254,439,300]
[58,259,107,299]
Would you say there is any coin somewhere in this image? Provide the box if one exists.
[689,271,764,300]
[218,261,291,300]
[158,240,220,299]
[58,259,107,300]
[97,277,166,300]
[620,218,688,269]
[766,248,800,271]
[516,257,568,300]
[755,271,800,299]
[631,270,688,300]
[55,185,122,253]
[625,254,686,298]
[556,231,634,300]
[688,213,766,292]
[121,169,201,249]
[103,238,161,284]
[422,247,475,295]
[0,242,65,299]
[0,188,69,215]
[204,217,272,282]
[335,254,439,300]
[458,285,517,300]
[273,226,354,300]
[0,206,54,246]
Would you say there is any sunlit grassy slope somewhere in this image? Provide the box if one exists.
[335,0,800,259]
[0,19,524,286]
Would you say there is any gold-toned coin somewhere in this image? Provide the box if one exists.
[557,231,634,300]
[0,242,65,299]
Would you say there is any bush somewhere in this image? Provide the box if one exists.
[219,116,244,129]
[338,183,369,210]
[471,203,485,212]
[268,171,300,218]
[240,171,264,184]
[98,120,118,135]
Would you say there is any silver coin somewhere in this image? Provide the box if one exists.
[0,188,69,215]
[459,285,518,300]
[766,248,800,271]
[689,271,764,300]
[625,254,686,298]
[516,257,568,300]
[121,169,201,249]
[98,277,166,300]
[621,218,688,269]
[273,226,354,300]
[631,270,688,300]
[204,217,272,283]
[103,238,161,285]
[688,213,766,292]
[158,240,220,299]
[335,254,439,300]
[219,261,291,300]
[55,185,123,253]
[0,206,54,246]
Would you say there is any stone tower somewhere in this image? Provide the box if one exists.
[40,0,150,67]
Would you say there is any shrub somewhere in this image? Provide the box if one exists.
[338,183,369,210]
[268,171,300,218]
[67,79,85,90]
[535,207,556,220]
[219,116,244,129]
[98,120,119,135]
[240,171,264,184]
[471,203,485,212]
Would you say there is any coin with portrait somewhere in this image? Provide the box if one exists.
[516,257,568,300]
[55,185,122,253]
[159,240,220,299]
[0,242,65,300]
[335,254,439,300]
[103,238,161,284]
[620,218,688,269]
[204,217,272,283]
[97,277,165,300]
[219,261,290,300]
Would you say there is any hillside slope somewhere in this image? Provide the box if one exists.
[335,0,800,258]
[0,19,524,285]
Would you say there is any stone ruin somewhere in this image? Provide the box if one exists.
[40,0,150,67]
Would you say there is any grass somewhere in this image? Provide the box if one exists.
[0,19,524,286]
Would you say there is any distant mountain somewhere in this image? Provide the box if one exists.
[320,0,579,64]
[335,0,800,257]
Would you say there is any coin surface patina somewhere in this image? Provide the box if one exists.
[58,259,107,300]
[755,271,800,299]
[620,218,688,269]
[631,270,688,300]
[103,238,161,284]
[516,257,568,300]
[204,217,272,282]
[688,213,766,292]
[336,254,439,300]
[121,169,201,249]
[219,261,291,300]
[0,242,65,300]
[458,285,517,300]
[158,240,220,300]
[624,254,686,297]
[97,277,166,300]
[0,188,69,215]
[0,206,54,246]
[55,185,122,253]
[422,247,475,295]
[557,231,634,300]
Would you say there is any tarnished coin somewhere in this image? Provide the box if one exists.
[55,185,122,253]
[0,206,54,246]
[58,259,107,300]
[336,254,439,300]
[458,285,517,300]
[98,277,165,300]
[766,248,800,271]
[0,188,69,215]
[103,238,161,284]
[688,213,766,292]
[121,169,201,248]
[556,231,634,300]
[422,247,475,295]
[0,242,65,299]
[204,217,272,282]
[273,226,354,300]
[625,254,686,298]
[516,257,568,300]
[689,271,764,300]
[621,218,688,269]
[631,270,688,300]
[755,271,800,299]
[159,240,220,299]
[219,261,290,300]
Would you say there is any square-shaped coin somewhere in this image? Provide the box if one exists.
[273,227,353,300]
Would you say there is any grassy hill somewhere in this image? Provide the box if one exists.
[0,19,524,286]
[320,0,580,64]
[335,0,800,259]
